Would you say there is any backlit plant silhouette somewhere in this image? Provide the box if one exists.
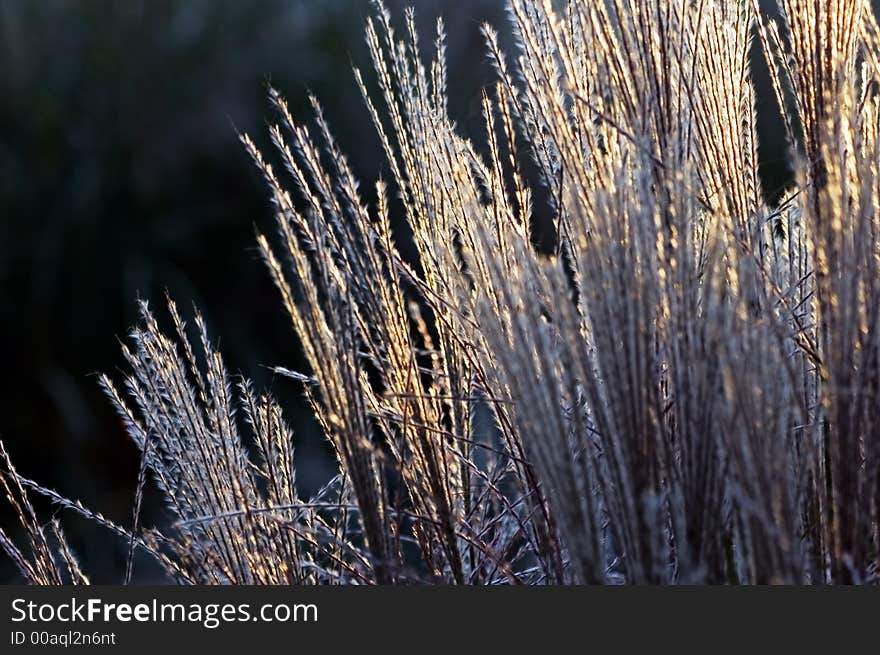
[3,0,880,584]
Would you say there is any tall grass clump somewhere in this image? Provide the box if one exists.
[3,0,880,584]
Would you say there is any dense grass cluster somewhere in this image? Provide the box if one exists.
[3,0,880,584]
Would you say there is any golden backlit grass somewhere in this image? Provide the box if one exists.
[3,0,879,584]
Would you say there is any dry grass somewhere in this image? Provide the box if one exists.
[2,0,879,584]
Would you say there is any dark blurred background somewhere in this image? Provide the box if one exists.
[1,0,797,583]
[0,0,507,582]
